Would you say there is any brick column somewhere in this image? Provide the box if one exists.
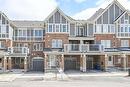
[44,54,47,71]
[3,56,7,72]
[8,57,12,71]
[60,54,64,71]
[80,55,83,71]
[24,57,27,72]
[82,54,86,72]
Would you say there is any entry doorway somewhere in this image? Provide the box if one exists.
[86,57,93,70]
[107,56,113,67]
[0,58,2,70]
[47,55,59,69]
[12,57,24,69]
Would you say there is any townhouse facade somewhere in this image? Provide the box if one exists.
[0,0,130,73]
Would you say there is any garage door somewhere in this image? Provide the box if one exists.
[64,58,77,70]
[32,58,44,71]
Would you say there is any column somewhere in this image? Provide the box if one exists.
[3,56,7,72]
[80,40,83,44]
[82,54,86,72]
[24,57,27,72]
[105,54,108,71]
[8,57,12,71]
[123,54,127,71]
[44,54,47,71]
[61,54,64,71]
[80,55,83,71]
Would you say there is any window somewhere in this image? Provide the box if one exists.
[49,24,53,32]
[121,40,129,47]
[103,25,108,33]
[6,25,9,33]
[125,26,128,32]
[33,43,43,51]
[96,25,102,33]
[121,27,123,32]
[47,24,68,33]
[0,41,5,48]
[108,56,112,61]
[52,39,62,48]
[55,24,60,32]
[96,25,115,34]
[101,40,111,48]
[1,25,6,33]
[62,25,67,32]
[129,27,130,32]
[34,30,43,36]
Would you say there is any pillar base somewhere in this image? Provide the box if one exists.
[80,67,83,71]
[82,68,86,72]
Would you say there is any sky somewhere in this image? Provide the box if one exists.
[0,0,130,20]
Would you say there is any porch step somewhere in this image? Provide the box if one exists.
[45,68,58,73]
[44,73,57,80]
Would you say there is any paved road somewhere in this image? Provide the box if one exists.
[0,76,130,87]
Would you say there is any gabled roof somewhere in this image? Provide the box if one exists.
[12,21,45,28]
[87,0,126,22]
[114,11,127,23]
[44,7,75,23]
[87,8,104,22]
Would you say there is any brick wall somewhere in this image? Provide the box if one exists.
[45,33,69,48]
[94,34,121,47]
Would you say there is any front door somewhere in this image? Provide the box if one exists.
[47,55,59,69]
[0,58,2,69]
[107,56,113,66]
[86,57,93,70]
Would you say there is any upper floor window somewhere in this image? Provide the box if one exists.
[95,24,115,34]
[121,40,129,47]
[47,24,68,33]
[52,39,62,48]
[33,43,43,51]
[55,24,60,32]
[49,24,53,32]
[62,24,67,32]
[0,41,5,48]
[35,30,42,36]
[101,40,111,48]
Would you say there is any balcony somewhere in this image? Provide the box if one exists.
[104,47,130,52]
[64,44,104,53]
[7,47,29,56]
[13,36,44,42]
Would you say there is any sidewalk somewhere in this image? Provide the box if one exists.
[0,73,22,82]
[0,71,128,82]
[65,71,128,77]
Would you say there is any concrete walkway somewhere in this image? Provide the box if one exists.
[0,73,22,82]
[0,70,129,82]
[65,70,128,78]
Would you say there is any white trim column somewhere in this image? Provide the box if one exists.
[105,54,108,71]
[80,55,83,71]
[8,57,12,71]
[60,54,64,71]
[82,54,86,72]
[123,54,127,71]
[24,57,27,72]
[3,56,7,72]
